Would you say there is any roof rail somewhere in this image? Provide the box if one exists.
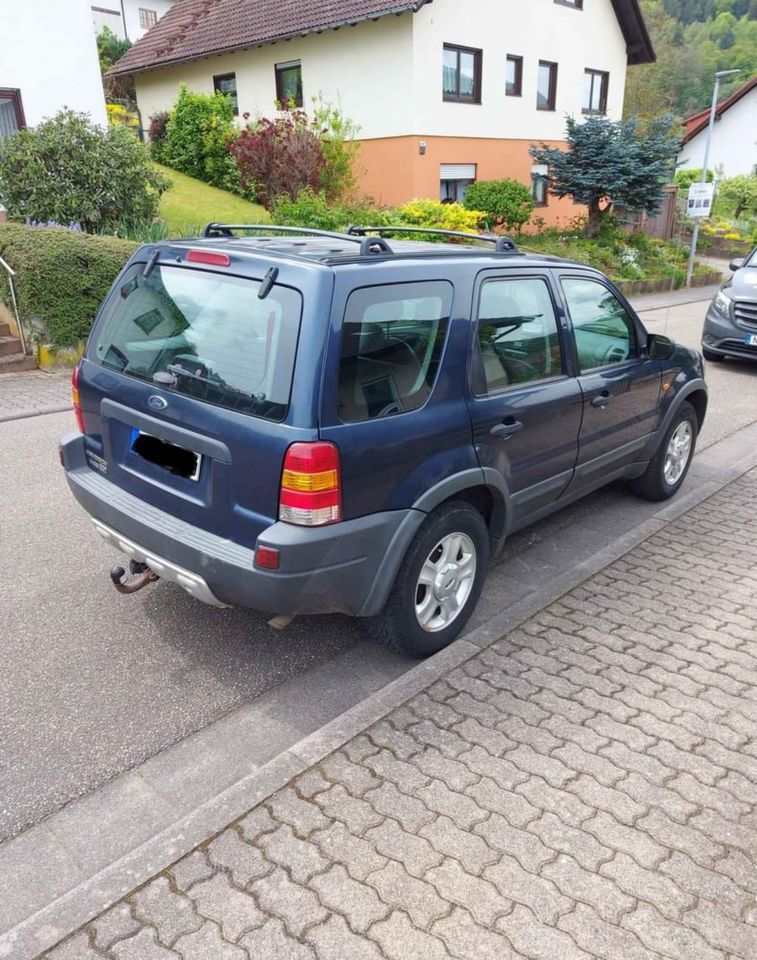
[201,223,393,256]
[347,225,518,253]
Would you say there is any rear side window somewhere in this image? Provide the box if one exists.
[338,281,453,422]
[90,265,302,421]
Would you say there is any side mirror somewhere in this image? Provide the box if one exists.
[729,258,745,272]
[648,333,676,361]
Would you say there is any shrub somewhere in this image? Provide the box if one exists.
[164,85,238,190]
[147,111,170,164]
[271,188,395,231]
[230,112,325,210]
[0,109,169,234]
[674,168,715,191]
[271,188,346,231]
[310,95,362,202]
[398,199,484,234]
[463,179,534,232]
[0,223,138,346]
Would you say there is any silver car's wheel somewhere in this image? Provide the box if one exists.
[415,532,477,632]
[663,421,693,486]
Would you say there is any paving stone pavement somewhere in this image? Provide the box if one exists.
[0,371,71,422]
[41,471,757,960]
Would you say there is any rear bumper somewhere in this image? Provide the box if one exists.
[61,433,423,617]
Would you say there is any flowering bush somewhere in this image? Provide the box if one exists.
[106,103,139,130]
[398,199,484,234]
[230,112,325,210]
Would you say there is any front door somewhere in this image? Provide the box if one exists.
[559,275,662,491]
[467,272,583,522]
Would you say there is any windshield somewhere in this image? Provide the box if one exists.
[90,264,302,421]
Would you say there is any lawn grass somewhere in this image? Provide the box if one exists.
[156,165,269,236]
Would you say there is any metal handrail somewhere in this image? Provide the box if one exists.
[0,254,27,356]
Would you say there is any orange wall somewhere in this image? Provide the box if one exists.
[356,135,582,227]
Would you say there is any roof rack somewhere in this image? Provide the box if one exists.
[201,223,393,256]
[347,225,518,253]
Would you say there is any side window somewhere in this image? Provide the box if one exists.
[475,277,562,395]
[338,282,452,423]
[562,278,637,371]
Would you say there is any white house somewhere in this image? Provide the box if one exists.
[0,0,107,141]
[91,0,175,43]
[110,0,654,222]
[678,75,757,180]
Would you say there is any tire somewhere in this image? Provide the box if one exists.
[702,347,723,362]
[367,500,490,658]
[630,401,698,502]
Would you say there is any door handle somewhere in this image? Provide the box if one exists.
[591,391,611,408]
[490,418,523,439]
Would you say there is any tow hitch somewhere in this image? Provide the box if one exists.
[110,560,160,595]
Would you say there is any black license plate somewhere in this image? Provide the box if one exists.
[130,429,202,481]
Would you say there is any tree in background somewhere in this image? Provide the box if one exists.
[97,28,134,103]
[531,116,679,238]
[624,0,756,123]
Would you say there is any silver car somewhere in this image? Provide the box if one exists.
[702,247,757,361]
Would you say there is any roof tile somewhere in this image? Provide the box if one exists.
[111,0,427,75]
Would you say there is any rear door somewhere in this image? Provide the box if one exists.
[318,268,480,520]
[557,274,662,491]
[466,270,583,521]
[77,253,331,547]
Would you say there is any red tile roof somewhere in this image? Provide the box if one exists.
[111,0,654,77]
[109,0,431,76]
[682,74,757,145]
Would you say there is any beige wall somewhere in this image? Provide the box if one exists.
[134,14,415,138]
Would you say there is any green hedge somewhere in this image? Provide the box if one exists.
[0,224,138,347]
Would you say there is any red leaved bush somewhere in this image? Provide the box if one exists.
[229,112,325,210]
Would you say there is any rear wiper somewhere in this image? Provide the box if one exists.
[163,363,252,397]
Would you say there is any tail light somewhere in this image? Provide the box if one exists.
[72,364,85,433]
[279,442,342,526]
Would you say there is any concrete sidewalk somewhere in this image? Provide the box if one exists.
[0,370,70,423]
[26,466,757,960]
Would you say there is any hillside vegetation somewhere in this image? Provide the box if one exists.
[625,0,756,121]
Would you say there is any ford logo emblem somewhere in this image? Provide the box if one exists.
[148,395,168,411]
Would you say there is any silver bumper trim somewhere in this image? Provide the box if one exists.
[92,518,228,608]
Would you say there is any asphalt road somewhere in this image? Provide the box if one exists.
[2,292,757,844]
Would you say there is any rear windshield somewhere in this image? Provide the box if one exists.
[90,264,302,421]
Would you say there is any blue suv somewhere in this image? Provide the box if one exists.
[61,225,707,657]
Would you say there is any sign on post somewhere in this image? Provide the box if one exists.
[686,182,715,218]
